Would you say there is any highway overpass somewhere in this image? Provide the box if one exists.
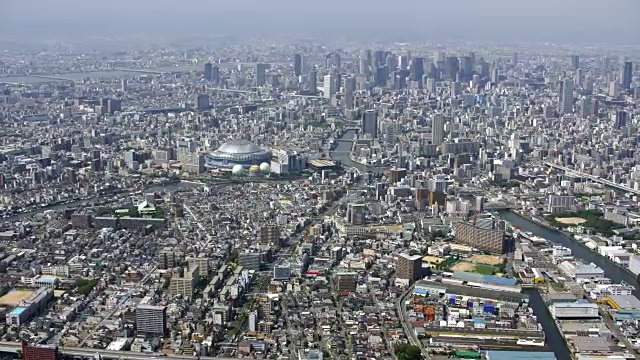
[0,341,239,360]
[545,162,640,197]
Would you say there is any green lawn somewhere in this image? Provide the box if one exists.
[473,264,498,275]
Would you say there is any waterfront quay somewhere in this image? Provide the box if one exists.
[502,210,640,360]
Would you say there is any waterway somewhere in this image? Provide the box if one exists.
[522,288,572,360]
[330,129,388,174]
[499,210,640,298]
[500,209,640,359]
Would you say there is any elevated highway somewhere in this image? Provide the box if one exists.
[0,342,239,359]
[545,162,640,196]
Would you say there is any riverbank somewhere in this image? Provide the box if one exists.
[509,210,640,282]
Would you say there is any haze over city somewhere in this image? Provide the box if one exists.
[1,0,640,44]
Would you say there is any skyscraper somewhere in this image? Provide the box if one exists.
[560,80,574,114]
[490,67,499,84]
[211,65,220,85]
[432,115,446,146]
[410,57,425,81]
[322,74,336,99]
[344,75,356,109]
[398,54,409,70]
[444,57,459,81]
[512,52,518,66]
[204,62,213,81]
[621,61,633,89]
[571,55,580,70]
[293,54,302,76]
[195,94,210,110]
[308,70,317,93]
[256,63,270,87]
[375,65,389,87]
[459,56,473,82]
[612,110,628,129]
[359,57,370,77]
[361,110,377,138]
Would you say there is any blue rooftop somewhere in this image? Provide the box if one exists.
[10,307,26,315]
[38,276,56,282]
[486,350,556,360]
[452,271,518,286]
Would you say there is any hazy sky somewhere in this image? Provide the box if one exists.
[1,0,639,44]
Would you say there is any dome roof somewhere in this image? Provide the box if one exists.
[217,140,262,154]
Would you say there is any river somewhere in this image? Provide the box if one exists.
[330,129,389,173]
[499,210,640,298]
[500,209,640,359]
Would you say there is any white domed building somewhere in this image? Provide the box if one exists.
[205,139,271,169]
[259,162,271,173]
[231,164,245,176]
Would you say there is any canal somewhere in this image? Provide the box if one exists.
[499,210,640,298]
[330,129,388,173]
[500,209,640,360]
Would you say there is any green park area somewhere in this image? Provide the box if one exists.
[75,278,98,295]
[473,264,499,275]
[545,209,624,236]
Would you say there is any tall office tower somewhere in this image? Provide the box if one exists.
[396,253,423,283]
[560,80,574,114]
[323,74,337,99]
[393,71,407,89]
[478,61,490,78]
[468,52,476,65]
[195,94,210,110]
[120,79,127,92]
[571,55,580,70]
[425,77,436,94]
[334,52,341,69]
[621,61,633,89]
[512,52,518,65]
[293,54,302,76]
[256,63,270,86]
[490,67,499,84]
[375,65,389,87]
[450,81,461,97]
[574,68,583,87]
[398,54,409,70]
[344,75,356,109]
[612,110,628,129]
[359,57,370,77]
[410,57,425,81]
[364,50,372,68]
[432,115,446,146]
[444,57,459,81]
[361,110,378,138]
[211,65,220,85]
[436,50,445,67]
[136,304,167,336]
[579,96,593,119]
[609,81,620,97]
[107,99,121,114]
[204,62,213,81]
[308,70,317,92]
[385,53,397,71]
[459,56,473,82]
[374,50,385,66]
